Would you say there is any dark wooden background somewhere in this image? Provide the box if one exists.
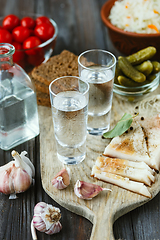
[0,0,160,239]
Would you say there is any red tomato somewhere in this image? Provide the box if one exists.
[35,16,50,25]
[23,36,42,55]
[2,14,20,32]
[21,17,35,29]
[29,29,34,36]
[34,22,55,42]
[12,26,30,43]
[27,49,45,66]
[12,41,25,63]
[0,29,12,43]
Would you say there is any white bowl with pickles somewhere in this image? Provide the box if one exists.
[113,46,160,102]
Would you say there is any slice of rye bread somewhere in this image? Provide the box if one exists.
[36,91,51,107]
[31,50,79,86]
[28,72,49,94]
[28,72,51,107]
[31,75,49,94]
[35,79,79,107]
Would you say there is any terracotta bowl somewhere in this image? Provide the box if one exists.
[101,0,160,60]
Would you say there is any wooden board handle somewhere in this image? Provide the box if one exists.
[90,210,115,240]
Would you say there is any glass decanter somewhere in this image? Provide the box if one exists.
[0,43,39,150]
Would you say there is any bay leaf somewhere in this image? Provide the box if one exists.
[103,113,134,138]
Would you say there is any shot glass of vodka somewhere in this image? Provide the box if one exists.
[78,49,116,135]
[49,76,89,165]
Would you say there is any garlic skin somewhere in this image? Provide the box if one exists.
[31,202,62,239]
[0,150,35,199]
[74,180,111,200]
[51,167,70,190]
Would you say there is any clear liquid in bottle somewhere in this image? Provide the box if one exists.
[0,43,39,150]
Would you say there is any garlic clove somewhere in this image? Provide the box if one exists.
[0,150,35,199]
[51,167,70,190]
[45,221,62,235]
[34,201,47,215]
[20,151,35,178]
[0,162,15,195]
[31,202,62,239]
[11,150,33,194]
[12,150,33,180]
[74,180,112,200]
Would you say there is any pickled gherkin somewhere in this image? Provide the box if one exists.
[135,60,153,76]
[114,63,122,84]
[118,56,146,83]
[114,46,160,89]
[146,74,156,82]
[126,46,156,65]
[118,75,143,87]
[151,61,160,73]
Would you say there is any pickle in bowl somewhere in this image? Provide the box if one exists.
[113,46,160,102]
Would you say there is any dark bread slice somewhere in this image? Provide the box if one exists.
[28,72,49,94]
[32,50,79,86]
[36,91,51,107]
[32,76,49,94]
[29,50,79,107]
[28,72,50,107]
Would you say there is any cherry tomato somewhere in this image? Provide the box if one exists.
[0,29,12,43]
[35,16,50,25]
[21,17,35,29]
[12,41,25,63]
[23,36,42,55]
[12,26,30,43]
[34,22,55,42]
[29,29,34,36]
[2,14,20,32]
[27,49,45,66]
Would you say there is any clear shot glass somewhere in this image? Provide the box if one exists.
[49,76,89,165]
[78,49,116,135]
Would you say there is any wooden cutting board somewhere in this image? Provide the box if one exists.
[39,93,160,240]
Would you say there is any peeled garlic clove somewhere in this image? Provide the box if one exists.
[31,202,62,239]
[51,167,70,190]
[74,180,111,200]
[0,150,35,199]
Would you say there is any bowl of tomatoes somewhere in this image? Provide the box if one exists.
[0,13,58,71]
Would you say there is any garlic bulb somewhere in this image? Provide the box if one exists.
[31,202,62,239]
[74,180,111,200]
[0,150,35,199]
[51,167,70,189]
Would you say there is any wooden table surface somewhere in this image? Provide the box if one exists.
[0,0,160,239]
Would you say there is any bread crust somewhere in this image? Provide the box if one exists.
[29,50,79,107]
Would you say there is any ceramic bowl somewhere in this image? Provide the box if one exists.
[113,73,160,102]
[101,0,160,60]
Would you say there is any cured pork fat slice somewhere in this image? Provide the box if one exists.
[91,156,152,198]
[138,114,160,170]
[104,115,160,170]
[92,156,155,186]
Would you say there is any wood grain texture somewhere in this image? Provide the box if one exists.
[39,93,160,240]
[0,0,160,239]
